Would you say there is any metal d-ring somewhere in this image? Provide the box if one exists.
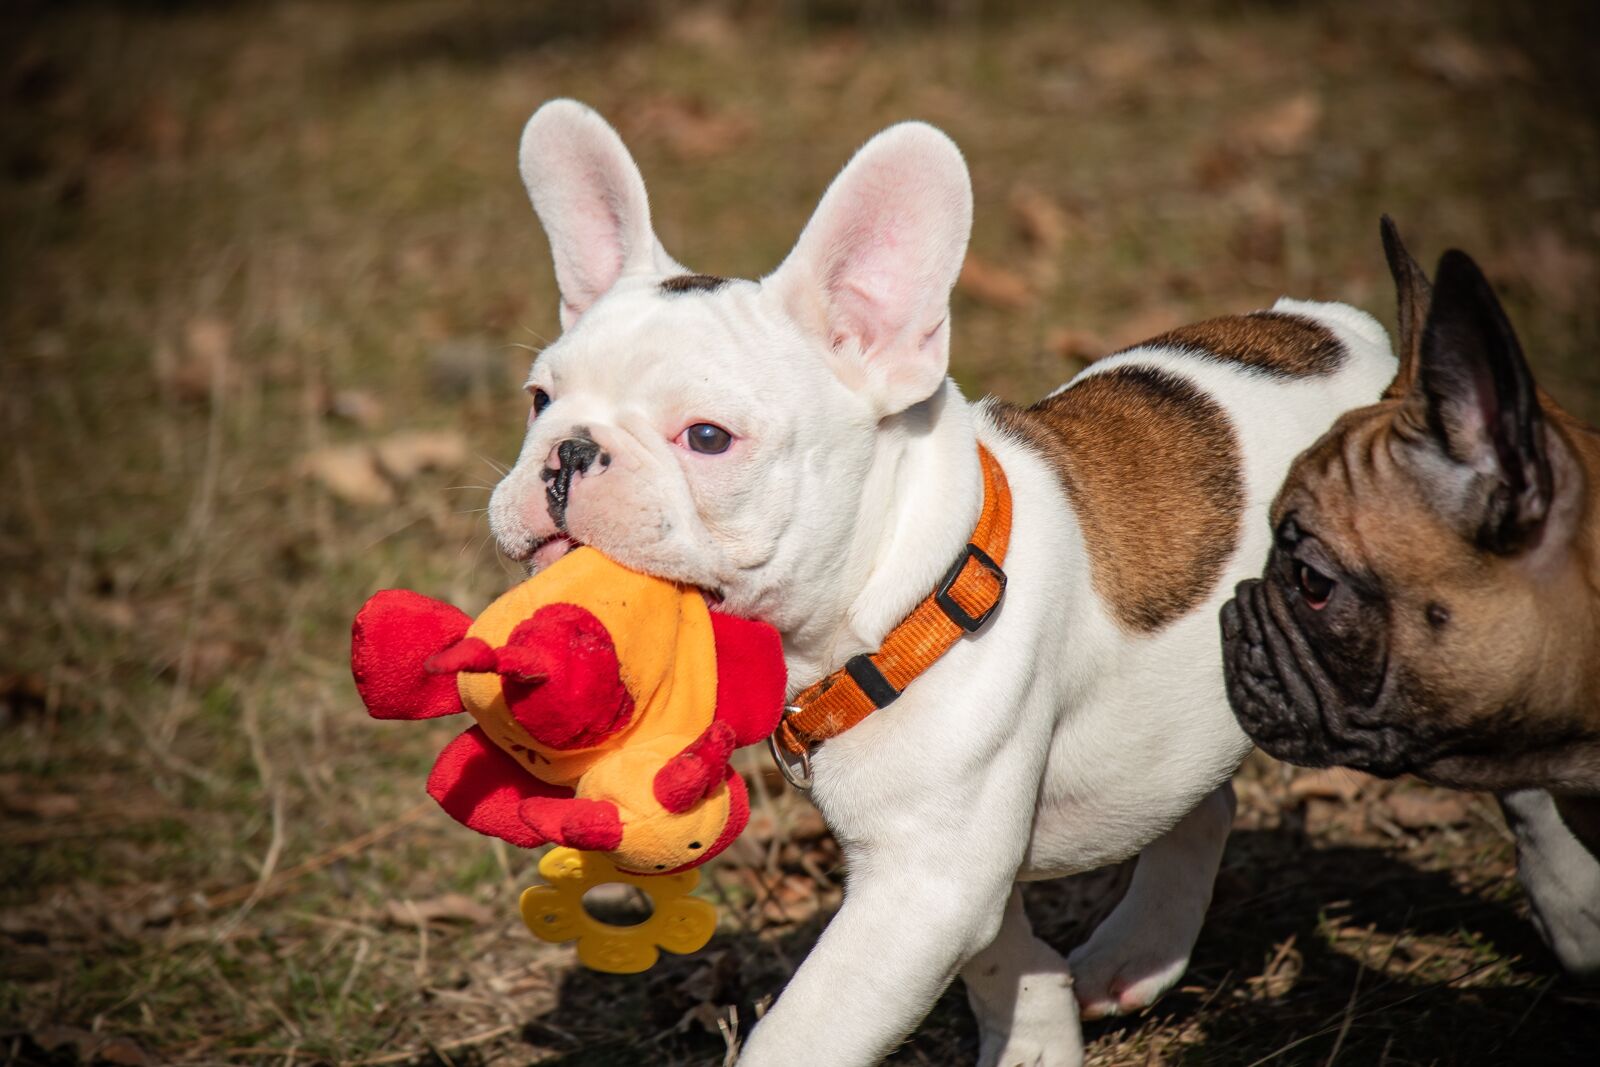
[766,706,813,791]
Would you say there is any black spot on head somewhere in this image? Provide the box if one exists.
[687,841,701,850]
[660,273,728,294]
[1427,602,1451,629]
[654,864,666,870]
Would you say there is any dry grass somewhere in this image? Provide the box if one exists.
[2,1,1598,1064]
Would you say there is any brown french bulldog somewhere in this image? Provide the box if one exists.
[1220,218,1600,975]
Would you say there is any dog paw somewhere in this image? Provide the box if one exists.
[975,1027,1084,1067]
[1066,941,1189,1020]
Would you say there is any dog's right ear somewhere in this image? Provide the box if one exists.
[1379,215,1432,400]
[519,100,683,330]
[766,122,973,416]
[1397,250,1553,553]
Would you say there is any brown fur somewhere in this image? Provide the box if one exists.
[1134,311,1345,378]
[992,366,1243,633]
[660,274,729,294]
[1269,396,1600,791]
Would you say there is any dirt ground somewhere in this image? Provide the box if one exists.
[3,1,1599,1064]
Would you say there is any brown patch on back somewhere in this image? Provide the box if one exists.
[1134,311,1344,377]
[660,273,729,294]
[992,366,1243,633]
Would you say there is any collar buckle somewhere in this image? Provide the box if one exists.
[766,706,814,791]
[934,542,1007,633]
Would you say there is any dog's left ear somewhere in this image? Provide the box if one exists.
[767,122,973,415]
[1379,215,1432,400]
[1399,249,1552,552]
[519,100,683,330]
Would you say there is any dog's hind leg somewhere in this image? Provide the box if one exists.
[1066,782,1235,1018]
[961,886,1083,1067]
[1500,789,1600,978]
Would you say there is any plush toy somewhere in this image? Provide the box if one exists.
[350,547,786,877]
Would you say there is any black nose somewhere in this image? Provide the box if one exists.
[556,436,601,474]
[542,435,606,526]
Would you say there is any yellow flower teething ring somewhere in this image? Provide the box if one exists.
[519,847,717,974]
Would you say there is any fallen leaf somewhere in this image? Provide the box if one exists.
[428,337,502,398]
[759,873,821,925]
[958,255,1033,310]
[1287,767,1372,802]
[1046,327,1110,364]
[328,389,385,428]
[786,807,829,842]
[0,673,48,720]
[1381,790,1472,830]
[374,430,469,482]
[1083,34,1167,85]
[1413,32,1530,88]
[1242,93,1322,157]
[1496,227,1597,313]
[185,316,231,370]
[384,892,495,927]
[97,1037,154,1066]
[665,7,740,52]
[630,95,752,162]
[1229,182,1288,267]
[30,1027,152,1067]
[1108,305,1190,351]
[1,791,81,819]
[155,315,234,404]
[301,444,394,507]
[1009,184,1070,255]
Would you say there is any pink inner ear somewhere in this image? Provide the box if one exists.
[521,102,675,327]
[775,123,970,414]
[559,185,627,313]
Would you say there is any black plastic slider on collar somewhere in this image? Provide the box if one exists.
[844,654,900,709]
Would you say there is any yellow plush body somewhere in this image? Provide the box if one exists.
[455,548,730,873]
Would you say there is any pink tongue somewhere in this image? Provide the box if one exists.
[532,535,575,568]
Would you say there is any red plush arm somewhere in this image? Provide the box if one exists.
[500,603,635,749]
[708,612,786,746]
[352,589,472,720]
[427,726,571,848]
[653,720,737,814]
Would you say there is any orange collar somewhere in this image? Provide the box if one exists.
[770,445,1012,783]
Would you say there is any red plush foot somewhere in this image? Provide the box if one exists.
[708,612,787,745]
[501,603,635,749]
[653,721,737,814]
[352,589,473,720]
[427,726,572,848]
[518,796,624,851]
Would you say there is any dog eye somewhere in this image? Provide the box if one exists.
[682,422,733,455]
[529,388,551,419]
[1295,562,1335,610]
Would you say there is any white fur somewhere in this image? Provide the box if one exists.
[490,101,1399,1065]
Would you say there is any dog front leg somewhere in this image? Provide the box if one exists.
[737,857,1015,1066]
[1067,782,1235,1018]
[1499,788,1600,977]
[961,886,1083,1067]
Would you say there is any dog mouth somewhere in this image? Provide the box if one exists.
[1221,580,1411,778]
[519,533,727,610]
[527,533,578,570]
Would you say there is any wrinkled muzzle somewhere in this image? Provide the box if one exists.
[489,421,722,588]
[1220,578,1413,778]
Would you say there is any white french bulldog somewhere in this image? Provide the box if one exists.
[488,99,1397,1066]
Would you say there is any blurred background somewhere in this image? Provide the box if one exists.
[3,1,1597,1064]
